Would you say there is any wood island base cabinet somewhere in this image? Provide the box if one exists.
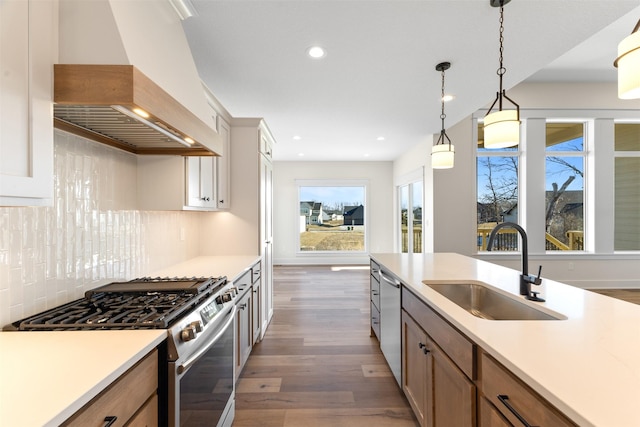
[402,288,476,427]
[397,285,577,427]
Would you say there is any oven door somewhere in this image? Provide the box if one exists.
[168,305,236,427]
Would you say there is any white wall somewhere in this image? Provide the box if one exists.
[273,161,394,265]
[424,81,640,288]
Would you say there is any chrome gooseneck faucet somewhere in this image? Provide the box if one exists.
[486,222,544,302]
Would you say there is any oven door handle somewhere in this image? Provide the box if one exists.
[177,305,236,375]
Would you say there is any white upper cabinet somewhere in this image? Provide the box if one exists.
[186,156,216,209]
[0,0,57,206]
[215,116,231,209]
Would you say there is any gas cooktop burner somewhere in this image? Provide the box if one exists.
[6,275,227,331]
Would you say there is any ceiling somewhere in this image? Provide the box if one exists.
[182,0,640,162]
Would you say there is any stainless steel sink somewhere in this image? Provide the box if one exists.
[424,282,566,320]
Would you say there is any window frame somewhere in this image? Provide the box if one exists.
[473,109,640,256]
[295,179,369,256]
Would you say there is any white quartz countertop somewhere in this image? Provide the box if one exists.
[0,329,166,427]
[370,252,640,427]
[149,255,261,282]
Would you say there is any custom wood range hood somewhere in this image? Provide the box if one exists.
[54,64,219,156]
[55,0,222,156]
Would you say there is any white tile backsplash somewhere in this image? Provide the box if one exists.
[0,130,207,327]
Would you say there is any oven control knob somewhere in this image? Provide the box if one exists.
[181,325,197,342]
[190,320,203,333]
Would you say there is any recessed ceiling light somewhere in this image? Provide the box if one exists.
[442,94,455,102]
[293,135,301,140]
[364,153,370,158]
[307,46,326,59]
[376,136,385,141]
[298,153,304,157]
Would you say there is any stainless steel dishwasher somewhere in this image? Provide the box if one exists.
[379,267,401,386]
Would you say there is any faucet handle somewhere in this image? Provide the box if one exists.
[533,265,543,285]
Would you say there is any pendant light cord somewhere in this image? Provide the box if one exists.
[440,67,446,133]
[497,3,506,109]
[485,0,519,119]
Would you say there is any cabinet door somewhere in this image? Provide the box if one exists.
[0,0,55,206]
[430,338,476,427]
[402,311,428,427]
[260,156,273,337]
[251,261,261,344]
[215,116,231,209]
[186,157,215,209]
[236,290,252,378]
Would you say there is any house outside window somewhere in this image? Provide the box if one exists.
[476,123,519,251]
[297,181,367,253]
[475,109,639,256]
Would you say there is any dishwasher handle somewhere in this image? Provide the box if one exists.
[379,271,401,288]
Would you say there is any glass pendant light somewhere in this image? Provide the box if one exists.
[614,19,640,100]
[431,62,454,169]
[483,0,520,149]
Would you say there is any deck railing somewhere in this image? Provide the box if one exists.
[401,226,583,252]
[477,225,584,251]
[401,229,423,253]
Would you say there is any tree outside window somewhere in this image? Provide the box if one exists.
[477,124,519,251]
[545,123,585,251]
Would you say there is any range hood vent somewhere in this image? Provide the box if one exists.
[54,64,220,156]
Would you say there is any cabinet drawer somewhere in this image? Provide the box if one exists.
[481,352,576,427]
[234,269,252,292]
[479,397,511,427]
[402,288,475,380]
[370,260,380,277]
[127,394,158,427]
[371,301,381,339]
[63,349,158,426]
[370,276,380,310]
[251,262,261,284]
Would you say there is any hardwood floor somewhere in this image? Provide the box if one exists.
[233,265,418,427]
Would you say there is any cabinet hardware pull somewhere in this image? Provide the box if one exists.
[219,199,224,203]
[379,271,400,288]
[418,342,430,354]
[103,416,117,427]
[497,394,537,427]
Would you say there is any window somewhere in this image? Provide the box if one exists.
[297,182,366,253]
[545,123,585,251]
[475,109,640,256]
[399,181,423,253]
[477,124,519,251]
[614,123,640,251]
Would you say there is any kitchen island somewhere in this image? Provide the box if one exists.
[371,252,640,427]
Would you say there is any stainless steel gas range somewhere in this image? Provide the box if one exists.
[5,276,238,427]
